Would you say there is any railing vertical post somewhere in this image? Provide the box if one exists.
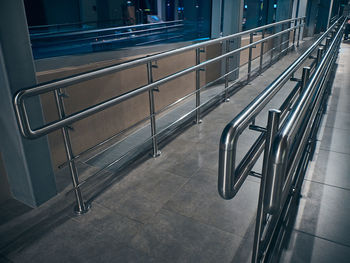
[270,27,275,64]
[252,109,281,263]
[147,61,161,157]
[248,32,254,81]
[292,20,297,47]
[54,89,90,215]
[195,48,202,123]
[301,67,311,92]
[224,40,230,102]
[259,29,265,73]
[316,47,324,65]
[297,18,302,47]
[279,24,285,59]
[325,37,332,50]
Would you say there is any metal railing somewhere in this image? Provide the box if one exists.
[217,16,345,263]
[14,17,305,214]
[30,20,185,58]
[30,20,183,42]
[28,18,126,34]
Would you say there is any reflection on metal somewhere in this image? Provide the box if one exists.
[30,20,185,58]
[217,17,345,262]
[218,17,339,200]
[14,17,304,214]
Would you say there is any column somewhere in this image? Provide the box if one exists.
[0,0,56,207]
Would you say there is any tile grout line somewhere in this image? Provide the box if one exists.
[161,205,247,240]
[293,228,350,248]
[303,178,350,192]
[316,147,350,157]
[323,123,350,132]
[92,168,194,225]
[318,146,350,156]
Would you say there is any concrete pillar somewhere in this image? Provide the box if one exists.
[210,0,223,38]
[296,0,309,40]
[274,0,294,52]
[211,0,243,81]
[157,0,165,20]
[304,0,319,36]
[0,0,56,207]
[222,0,244,36]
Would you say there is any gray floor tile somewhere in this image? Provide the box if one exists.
[95,169,187,222]
[71,202,143,244]
[5,217,151,263]
[328,88,350,113]
[293,180,350,247]
[279,230,350,263]
[130,209,248,263]
[319,126,350,155]
[322,110,350,130]
[0,195,76,251]
[305,149,350,190]
[164,169,259,237]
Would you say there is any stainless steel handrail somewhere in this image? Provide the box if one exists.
[15,19,304,139]
[265,18,345,214]
[252,18,345,263]
[30,20,184,39]
[29,18,124,31]
[14,17,304,214]
[217,17,341,200]
[31,24,184,48]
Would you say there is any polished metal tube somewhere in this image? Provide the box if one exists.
[282,33,340,201]
[15,23,306,139]
[54,89,90,215]
[279,24,285,59]
[301,67,311,91]
[248,33,254,80]
[259,29,265,73]
[270,27,276,64]
[31,20,184,39]
[292,20,297,47]
[297,18,302,47]
[224,41,230,101]
[195,48,202,123]
[264,18,345,215]
[316,47,324,65]
[326,37,332,50]
[33,24,184,48]
[252,109,281,263]
[147,61,160,157]
[18,18,306,98]
[217,18,339,200]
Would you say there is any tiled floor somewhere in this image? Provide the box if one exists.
[1,40,349,263]
[279,43,350,263]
